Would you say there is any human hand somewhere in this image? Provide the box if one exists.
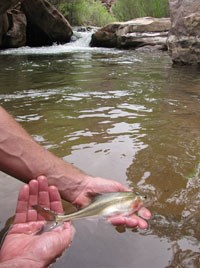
[0,176,75,268]
[66,176,151,230]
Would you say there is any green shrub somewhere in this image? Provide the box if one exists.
[146,0,169,17]
[58,0,115,26]
[112,0,169,21]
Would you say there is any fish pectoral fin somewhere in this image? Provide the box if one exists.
[32,205,57,221]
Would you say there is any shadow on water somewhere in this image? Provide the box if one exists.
[0,43,200,267]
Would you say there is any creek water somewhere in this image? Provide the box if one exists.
[0,31,200,267]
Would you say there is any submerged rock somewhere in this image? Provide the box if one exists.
[168,0,200,65]
[90,17,171,50]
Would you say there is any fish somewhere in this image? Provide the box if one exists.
[32,192,145,231]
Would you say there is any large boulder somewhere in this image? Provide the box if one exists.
[0,0,19,15]
[91,17,171,50]
[0,0,19,47]
[167,0,200,64]
[21,0,73,46]
[0,0,73,49]
[2,8,27,48]
[0,14,9,47]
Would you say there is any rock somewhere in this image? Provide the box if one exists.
[91,17,171,50]
[91,30,117,48]
[168,0,200,65]
[0,14,9,47]
[0,0,19,15]
[118,32,169,50]
[2,8,26,48]
[0,0,20,47]
[21,0,73,46]
[0,0,73,49]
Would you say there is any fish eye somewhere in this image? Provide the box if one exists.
[135,192,146,198]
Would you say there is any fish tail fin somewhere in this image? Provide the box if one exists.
[32,205,57,221]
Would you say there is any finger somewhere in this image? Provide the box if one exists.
[49,185,63,213]
[138,207,152,220]
[61,223,76,244]
[73,180,130,207]
[38,175,50,207]
[37,176,50,220]
[107,214,148,229]
[72,194,91,208]
[14,184,29,224]
[27,180,39,222]
[28,179,38,207]
[51,222,76,250]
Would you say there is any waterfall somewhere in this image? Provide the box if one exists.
[0,28,115,55]
[69,29,94,48]
[0,29,95,55]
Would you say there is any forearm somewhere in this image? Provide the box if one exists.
[0,106,90,202]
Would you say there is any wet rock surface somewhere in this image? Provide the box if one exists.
[90,17,171,51]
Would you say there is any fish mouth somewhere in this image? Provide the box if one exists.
[135,192,147,200]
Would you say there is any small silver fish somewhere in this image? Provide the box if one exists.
[33,192,145,230]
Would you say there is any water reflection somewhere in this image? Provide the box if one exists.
[0,48,200,267]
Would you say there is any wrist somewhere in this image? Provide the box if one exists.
[47,160,92,203]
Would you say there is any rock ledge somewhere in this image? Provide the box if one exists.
[91,17,171,51]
